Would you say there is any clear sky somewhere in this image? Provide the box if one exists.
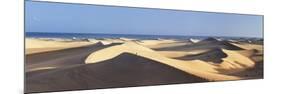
[25,1,263,38]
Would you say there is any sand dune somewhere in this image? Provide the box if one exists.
[156,50,207,58]
[85,42,154,63]
[25,38,127,54]
[25,43,115,72]
[26,52,207,93]
[144,42,189,49]
[175,48,227,63]
[26,38,263,93]
[216,49,255,73]
[193,38,244,50]
[231,42,263,50]
[137,39,193,50]
[137,39,178,46]
[154,38,243,51]
[25,38,96,54]
[85,42,256,81]
[236,49,258,57]
[225,48,263,78]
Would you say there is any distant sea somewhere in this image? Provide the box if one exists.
[25,32,207,40]
[25,32,258,40]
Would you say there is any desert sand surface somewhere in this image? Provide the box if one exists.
[25,37,263,93]
[25,38,97,54]
[27,53,207,92]
[26,43,119,72]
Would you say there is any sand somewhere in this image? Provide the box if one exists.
[26,53,207,93]
[25,38,96,54]
[25,37,263,93]
[85,41,257,81]
[26,43,112,72]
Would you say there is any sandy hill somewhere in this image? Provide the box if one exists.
[26,52,207,93]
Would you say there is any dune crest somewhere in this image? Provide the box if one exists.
[85,42,154,63]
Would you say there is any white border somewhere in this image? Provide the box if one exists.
[1,0,281,94]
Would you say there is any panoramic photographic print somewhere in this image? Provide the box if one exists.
[25,1,264,93]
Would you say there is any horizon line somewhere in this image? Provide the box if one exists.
[25,32,263,38]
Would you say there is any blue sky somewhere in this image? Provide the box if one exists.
[25,1,263,38]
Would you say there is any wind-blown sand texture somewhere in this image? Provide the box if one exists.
[25,37,263,93]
